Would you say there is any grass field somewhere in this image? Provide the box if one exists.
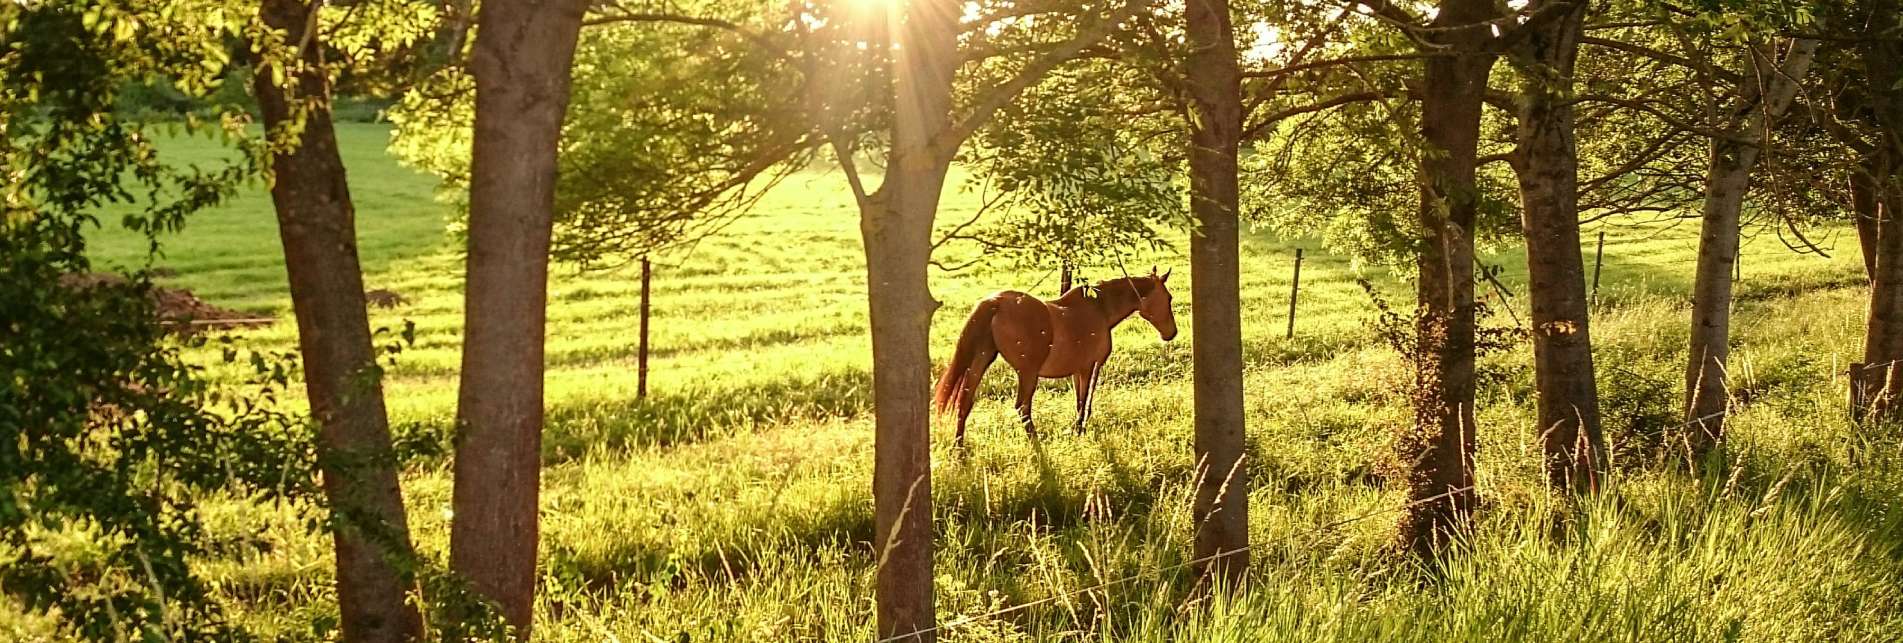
[51,122,1903,641]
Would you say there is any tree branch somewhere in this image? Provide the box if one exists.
[1580,35,1740,83]
[1241,90,1396,142]
[1240,53,1441,79]
[938,0,1146,156]
[1567,94,1750,144]
[582,10,793,61]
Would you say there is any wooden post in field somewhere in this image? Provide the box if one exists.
[638,256,652,399]
[1059,259,1073,295]
[1852,362,1876,420]
[1286,248,1303,339]
[1590,230,1606,304]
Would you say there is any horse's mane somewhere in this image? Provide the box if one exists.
[1092,275,1159,297]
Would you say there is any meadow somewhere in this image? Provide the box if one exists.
[55,122,1903,641]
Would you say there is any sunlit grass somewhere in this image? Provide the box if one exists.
[37,122,1898,641]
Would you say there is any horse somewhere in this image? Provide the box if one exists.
[932,267,1179,444]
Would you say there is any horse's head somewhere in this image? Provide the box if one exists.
[1137,267,1178,341]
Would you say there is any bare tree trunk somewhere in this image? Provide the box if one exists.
[1184,0,1248,585]
[1683,39,1818,455]
[254,1,420,639]
[866,0,959,637]
[1398,0,1497,557]
[1858,16,1903,420]
[1510,0,1603,492]
[450,0,586,634]
[1059,260,1073,295]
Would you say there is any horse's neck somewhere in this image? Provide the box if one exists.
[1093,281,1141,327]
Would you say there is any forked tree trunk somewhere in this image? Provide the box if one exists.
[1682,39,1818,455]
[1399,0,1497,557]
[254,0,420,639]
[867,0,959,637]
[1184,0,1248,584]
[1510,0,1603,492]
[1857,15,1903,420]
[450,0,587,634]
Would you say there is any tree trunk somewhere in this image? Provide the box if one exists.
[1510,1,1603,492]
[1858,16,1903,420]
[1682,39,1818,455]
[254,1,420,639]
[1398,0,1497,557]
[1184,0,1248,585]
[450,0,587,634]
[1863,185,1903,419]
[866,0,959,637]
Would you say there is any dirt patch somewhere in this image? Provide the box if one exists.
[365,288,410,309]
[60,272,272,333]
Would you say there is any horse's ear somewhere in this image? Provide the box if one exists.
[1161,268,1172,283]
[1149,265,1158,276]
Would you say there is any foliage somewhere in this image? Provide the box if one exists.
[960,63,1186,277]
[0,2,326,638]
[391,3,821,268]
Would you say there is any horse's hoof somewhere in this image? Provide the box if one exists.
[1073,423,1086,436]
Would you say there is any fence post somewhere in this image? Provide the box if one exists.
[1287,248,1303,339]
[1590,230,1606,305]
[1059,260,1073,295]
[639,257,652,399]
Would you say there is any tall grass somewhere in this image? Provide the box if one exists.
[20,123,1892,641]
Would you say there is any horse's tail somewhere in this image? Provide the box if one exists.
[933,297,1001,415]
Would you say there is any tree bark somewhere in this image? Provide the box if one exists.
[450,0,587,634]
[1398,0,1497,557]
[1184,0,1248,585]
[1510,0,1603,492]
[254,1,421,639]
[1682,39,1818,455]
[1857,12,1903,420]
[866,0,959,637]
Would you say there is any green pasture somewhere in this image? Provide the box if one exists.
[45,122,1900,641]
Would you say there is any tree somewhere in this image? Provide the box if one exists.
[1821,0,1903,419]
[251,0,424,639]
[1507,0,1604,491]
[1682,35,1818,453]
[1183,0,1249,584]
[1335,0,1588,555]
[825,0,1141,635]
[2,1,316,638]
[449,0,588,634]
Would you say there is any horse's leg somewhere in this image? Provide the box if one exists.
[954,347,997,447]
[1072,369,1092,434]
[1014,368,1040,440]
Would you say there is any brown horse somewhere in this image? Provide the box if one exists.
[933,268,1179,444]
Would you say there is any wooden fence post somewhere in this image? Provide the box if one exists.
[639,257,652,399]
[1287,248,1303,339]
[1059,260,1073,295]
[1590,230,1606,305]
